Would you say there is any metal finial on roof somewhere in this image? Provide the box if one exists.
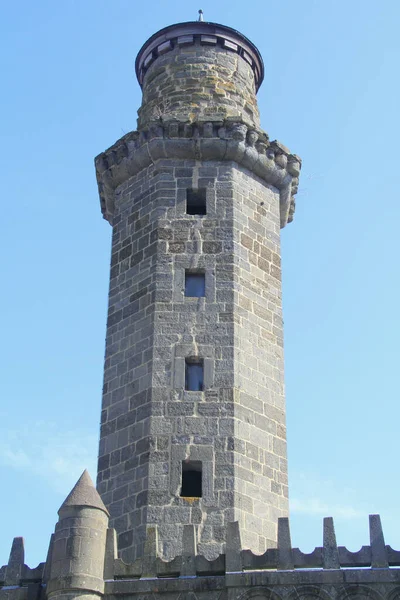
[198,9,204,22]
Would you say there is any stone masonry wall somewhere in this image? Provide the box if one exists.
[4,513,400,600]
[138,39,260,130]
[97,157,287,562]
[232,168,288,552]
[97,162,156,561]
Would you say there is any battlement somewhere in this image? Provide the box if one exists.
[96,514,400,576]
[95,119,301,228]
[2,513,400,600]
[0,537,47,588]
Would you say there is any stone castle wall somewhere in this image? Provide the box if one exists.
[2,507,400,600]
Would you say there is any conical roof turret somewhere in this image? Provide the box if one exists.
[58,469,109,515]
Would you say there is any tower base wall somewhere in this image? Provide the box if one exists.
[97,158,288,562]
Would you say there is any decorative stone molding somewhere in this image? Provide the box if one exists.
[237,588,282,600]
[336,587,383,600]
[286,588,332,600]
[95,120,301,229]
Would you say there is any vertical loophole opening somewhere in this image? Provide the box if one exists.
[185,271,205,297]
[185,358,204,391]
[186,188,207,215]
[180,461,202,498]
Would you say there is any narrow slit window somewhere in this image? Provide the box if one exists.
[185,359,204,391]
[180,461,202,498]
[185,271,205,297]
[186,188,207,215]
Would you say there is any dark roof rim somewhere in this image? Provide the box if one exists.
[134,20,264,89]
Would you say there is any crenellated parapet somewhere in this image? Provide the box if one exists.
[2,472,400,600]
[0,536,48,600]
[0,537,46,585]
[96,514,400,578]
[95,119,301,230]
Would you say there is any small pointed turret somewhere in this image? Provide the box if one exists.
[47,470,110,600]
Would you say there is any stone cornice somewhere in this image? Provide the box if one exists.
[95,120,301,229]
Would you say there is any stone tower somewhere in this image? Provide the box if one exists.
[2,16,399,600]
[95,19,301,563]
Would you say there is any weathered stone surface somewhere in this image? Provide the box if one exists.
[93,20,299,560]
[135,22,264,129]
[97,157,288,562]
[59,470,109,515]
[3,516,400,600]
[2,13,399,600]
[47,472,109,600]
[4,538,24,586]
[95,121,301,228]
[138,42,260,130]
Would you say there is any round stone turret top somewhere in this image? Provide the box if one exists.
[136,21,264,90]
[135,21,264,130]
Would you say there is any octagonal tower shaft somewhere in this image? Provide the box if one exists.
[95,20,301,563]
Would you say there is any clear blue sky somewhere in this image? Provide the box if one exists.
[1,0,399,567]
